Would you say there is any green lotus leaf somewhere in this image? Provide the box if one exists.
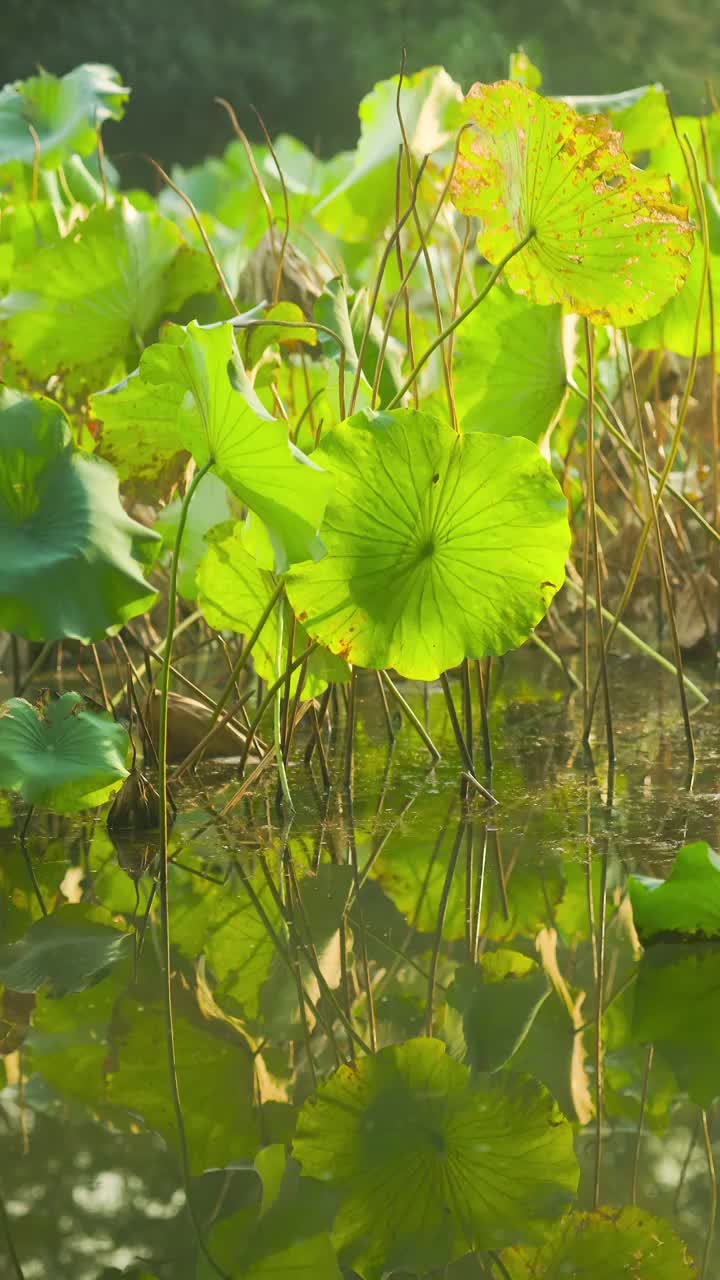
[0,692,129,811]
[0,904,131,996]
[0,63,129,170]
[107,992,260,1174]
[198,1153,341,1280]
[314,66,462,242]
[0,200,216,393]
[448,951,551,1072]
[0,390,157,642]
[452,281,566,441]
[197,520,349,697]
[93,321,330,570]
[501,1205,696,1277]
[562,84,671,158]
[630,240,720,358]
[293,1037,578,1277]
[286,409,569,680]
[155,471,233,600]
[648,114,720,199]
[632,943,720,1107]
[628,841,720,940]
[451,81,693,325]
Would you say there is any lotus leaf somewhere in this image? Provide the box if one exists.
[0,63,129,170]
[287,409,569,680]
[0,390,157,642]
[197,519,348,696]
[0,904,131,995]
[0,200,216,392]
[452,81,693,325]
[0,692,129,811]
[501,1205,696,1277]
[448,951,551,1072]
[93,321,330,570]
[452,281,566,441]
[293,1037,578,1277]
[628,841,720,940]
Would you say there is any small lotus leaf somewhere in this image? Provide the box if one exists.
[451,81,693,325]
[452,281,566,440]
[0,390,157,642]
[501,1205,696,1277]
[287,409,569,680]
[0,692,129,811]
[0,64,129,170]
[293,1037,578,1278]
[94,321,330,570]
[197,520,348,696]
[448,951,551,1072]
[0,904,131,995]
[628,841,720,940]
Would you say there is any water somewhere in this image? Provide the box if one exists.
[2,651,720,1278]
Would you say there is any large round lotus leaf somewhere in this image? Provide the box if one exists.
[451,81,693,326]
[0,692,129,812]
[286,409,569,680]
[501,1205,696,1277]
[93,321,330,571]
[629,841,720,941]
[197,520,348,697]
[0,64,129,170]
[0,200,216,394]
[452,281,566,441]
[293,1038,578,1278]
[0,390,157,642]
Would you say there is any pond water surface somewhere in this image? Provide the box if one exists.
[2,652,720,1278]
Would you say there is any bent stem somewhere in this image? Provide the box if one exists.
[156,457,228,1280]
[386,227,536,409]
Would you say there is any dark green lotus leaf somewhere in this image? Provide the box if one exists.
[562,84,671,158]
[197,519,349,696]
[293,1037,578,1277]
[198,1151,341,1280]
[629,841,720,940]
[0,200,216,393]
[448,951,550,1072]
[452,281,566,441]
[632,942,720,1107]
[93,321,330,571]
[0,904,131,996]
[452,81,693,325]
[0,390,157,642]
[0,64,129,170]
[287,409,569,680]
[501,1205,696,1277]
[0,692,129,811]
[106,993,260,1175]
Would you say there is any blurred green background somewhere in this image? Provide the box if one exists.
[2,0,719,174]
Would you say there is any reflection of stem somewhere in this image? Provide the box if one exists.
[675,1114,701,1213]
[425,821,465,1036]
[387,227,536,409]
[274,599,294,813]
[702,1109,718,1280]
[0,1184,24,1280]
[592,851,608,1210]
[349,820,377,1052]
[19,835,46,916]
[489,1252,513,1280]
[156,459,228,1280]
[631,1044,654,1205]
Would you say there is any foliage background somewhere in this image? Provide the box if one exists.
[2,0,720,181]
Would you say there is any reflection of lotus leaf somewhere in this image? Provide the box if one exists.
[0,904,131,996]
[629,841,720,940]
[452,81,692,325]
[0,390,157,642]
[0,692,129,812]
[501,1205,696,1277]
[287,409,569,680]
[294,1037,578,1278]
